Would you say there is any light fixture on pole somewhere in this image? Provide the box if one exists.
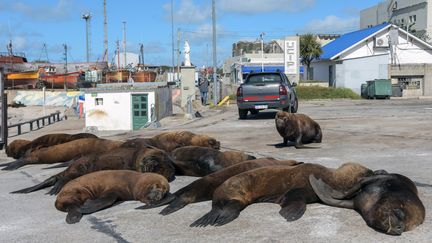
[260,32,265,72]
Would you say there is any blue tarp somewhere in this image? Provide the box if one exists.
[320,23,390,60]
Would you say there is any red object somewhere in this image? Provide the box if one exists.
[236,86,243,101]
[279,84,287,96]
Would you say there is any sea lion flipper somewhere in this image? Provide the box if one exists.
[47,180,67,195]
[1,160,30,171]
[309,175,354,209]
[66,209,83,224]
[79,194,118,214]
[159,197,188,215]
[279,201,306,222]
[11,176,57,194]
[42,161,72,170]
[135,193,176,210]
[190,208,240,227]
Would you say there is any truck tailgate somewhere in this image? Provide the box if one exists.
[242,82,280,101]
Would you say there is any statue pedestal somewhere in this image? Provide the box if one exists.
[180,66,196,108]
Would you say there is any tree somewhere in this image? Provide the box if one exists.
[300,34,322,80]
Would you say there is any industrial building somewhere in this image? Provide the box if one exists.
[311,23,432,97]
[361,0,432,40]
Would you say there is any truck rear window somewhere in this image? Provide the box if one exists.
[246,74,282,84]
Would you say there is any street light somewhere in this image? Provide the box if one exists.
[260,32,265,72]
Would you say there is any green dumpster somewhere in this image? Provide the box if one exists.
[365,79,392,99]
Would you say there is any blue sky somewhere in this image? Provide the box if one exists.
[0,0,382,66]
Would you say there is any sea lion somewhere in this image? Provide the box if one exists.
[11,146,176,195]
[5,139,31,159]
[137,158,302,215]
[122,131,221,152]
[55,170,171,224]
[4,133,98,159]
[171,146,256,176]
[1,138,123,171]
[191,162,372,227]
[275,111,322,148]
[309,172,425,235]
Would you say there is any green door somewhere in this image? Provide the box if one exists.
[132,94,148,130]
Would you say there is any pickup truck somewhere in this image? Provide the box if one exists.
[236,72,298,119]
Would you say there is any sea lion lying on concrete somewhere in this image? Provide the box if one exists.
[5,133,98,159]
[137,158,302,215]
[5,139,31,159]
[11,146,176,195]
[1,138,123,171]
[309,172,425,235]
[122,131,221,152]
[55,170,171,224]
[275,111,322,148]
[171,146,256,176]
[191,162,372,227]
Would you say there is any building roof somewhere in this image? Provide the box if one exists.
[320,23,390,60]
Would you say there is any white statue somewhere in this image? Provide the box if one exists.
[184,40,191,66]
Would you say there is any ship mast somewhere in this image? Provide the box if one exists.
[103,0,108,63]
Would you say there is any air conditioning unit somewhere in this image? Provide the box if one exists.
[374,36,390,48]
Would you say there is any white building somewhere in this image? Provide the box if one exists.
[84,83,172,131]
[311,23,432,96]
[361,0,432,40]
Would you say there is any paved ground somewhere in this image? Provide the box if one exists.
[1,99,431,242]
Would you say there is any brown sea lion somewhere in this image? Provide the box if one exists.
[11,146,176,195]
[191,162,372,227]
[137,158,302,215]
[275,111,322,148]
[171,146,256,176]
[55,170,171,224]
[1,138,123,171]
[309,172,425,235]
[5,139,31,159]
[122,131,221,152]
[4,133,98,159]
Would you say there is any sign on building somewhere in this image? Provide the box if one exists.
[284,36,300,83]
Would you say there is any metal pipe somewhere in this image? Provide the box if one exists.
[171,0,175,82]
[123,21,127,68]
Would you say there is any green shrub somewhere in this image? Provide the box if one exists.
[296,86,360,100]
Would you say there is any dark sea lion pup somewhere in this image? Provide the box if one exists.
[5,139,31,159]
[309,172,425,235]
[1,138,123,171]
[191,162,372,227]
[55,170,171,224]
[171,146,256,176]
[275,111,322,148]
[11,146,176,195]
[137,158,301,214]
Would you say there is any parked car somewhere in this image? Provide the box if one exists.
[236,72,298,119]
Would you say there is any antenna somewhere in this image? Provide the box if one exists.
[82,12,92,62]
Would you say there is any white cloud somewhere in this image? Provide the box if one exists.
[183,23,226,44]
[301,15,359,34]
[219,0,315,14]
[164,0,211,24]
[0,0,76,21]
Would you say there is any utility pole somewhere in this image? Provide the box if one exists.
[212,0,218,105]
[260,32,265,72]
[116,40,120,69]
[177,28,182,83]
[170,0,175,83]
[122,21,127,68]
[103,0,108,63]
[82,13,92,63]
[63,44,68,91]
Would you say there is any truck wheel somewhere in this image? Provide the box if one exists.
[290,98,298,113]
[238,109,248,119]
[250,109,259,115]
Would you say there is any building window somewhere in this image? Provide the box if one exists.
[95,98,103,106]
[413,15,417,22]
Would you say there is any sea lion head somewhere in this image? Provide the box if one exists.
[370,197,407,235]
[190,135,220,150]
[6,139,31,159]
[275,111,296,135]
[135,148,176,182]
[135,174,170,204]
